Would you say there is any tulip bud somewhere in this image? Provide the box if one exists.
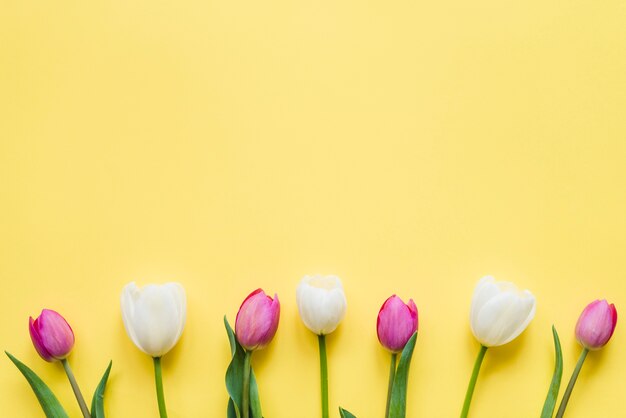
[469,275,536,347]
[296,274,347,335]
[377,295,418,353]
[29,309,75,362]
[120,282,187,357]
[575,299,617,350]
[235,289,280,351]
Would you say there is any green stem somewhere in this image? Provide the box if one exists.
[242,351,252,418]
[460,345,488,418]
[153,357,169,418]
[555,348,589,418]
[385,353,398,418]
[61,358,92,418]
[318,334,329,418]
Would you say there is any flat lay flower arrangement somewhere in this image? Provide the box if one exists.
[5,275,617,418]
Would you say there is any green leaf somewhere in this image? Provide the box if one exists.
[227,398,240,418]
[224,316,263,418]
[5,351,69,418]
[540,326,563,418]
[388,332,418,418]
[339,406,357,418]
[249,371,262,418]
[90,360,112,418]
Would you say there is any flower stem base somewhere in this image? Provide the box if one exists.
[318,334,329,418]
[61,358,91,418]
[153,357,169,418]
[460,345,488,418]
[555,348,589,418]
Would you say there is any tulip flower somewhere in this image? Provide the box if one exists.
[296,274,347,336]
[235,289,280,351]
[296,274,347,418]
[575,299,617,350]
[377,295,418,418]
[461,276,536,418]
[121,282,187,418]
[234,288,280,418]
[29,309,75,362]
[377,295,418,353]
[555,300,617,418]
[29,309,91,418]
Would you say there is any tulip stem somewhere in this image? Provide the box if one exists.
[242,351,252,418]
[460,345,488,418]
[153,357,169,418]
[61,359,92,418]
[385,353,397,418]
[555,347,588,418]
[318,334,329,418]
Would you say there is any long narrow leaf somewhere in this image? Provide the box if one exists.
[388,332,418,418]
[339,406,357,418]
[540,326,563,418]
[5,351,69,418]
[224,316,263,418]
[90,360,112,418]
[227,398,240,418]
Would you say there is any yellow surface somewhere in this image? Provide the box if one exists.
[1,0,625,417]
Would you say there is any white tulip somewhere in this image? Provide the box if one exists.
[121,282,187,357]
[296,274,347,335]
[470,275,536,347]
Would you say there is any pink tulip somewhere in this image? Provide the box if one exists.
[29,309,75,362]
[235,289,280,351]
[575,299,617,350]
[377,295,418,353]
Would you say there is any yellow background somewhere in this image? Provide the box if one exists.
[1,0,625,417]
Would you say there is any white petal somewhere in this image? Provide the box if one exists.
[470,276,499,331]
[121,282,143,351]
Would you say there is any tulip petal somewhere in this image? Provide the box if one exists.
[469,276,500,330]
[29,317,53,362]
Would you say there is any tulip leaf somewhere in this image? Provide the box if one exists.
[90,360,112,418]
[540,326,563,418]
[339,406,357,418]
[227,398,240,418]
[224,316,264,418]
[388,332,418,418]
[5,351,69,418]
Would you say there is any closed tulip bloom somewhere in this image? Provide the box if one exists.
[575,299,617,350]
[470,275,536,347]
[235,289,280,351]
[377,295,418,353]
[296,274,347,335]
[121,282,187,358]
[29,309,75,362]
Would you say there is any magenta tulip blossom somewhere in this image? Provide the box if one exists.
[235,288,280,351]
[575,299,617,350]
[29,309,75,362]
[377,295,418,353]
